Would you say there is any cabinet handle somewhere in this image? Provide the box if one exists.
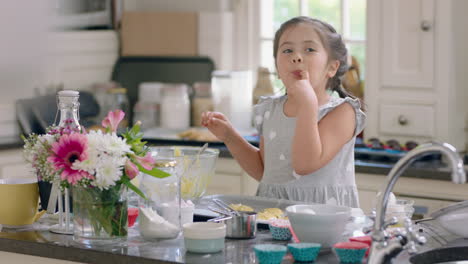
[421,20,431,31]
[398,115,408,126]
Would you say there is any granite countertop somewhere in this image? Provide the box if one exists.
[1,216,463,264]
[0,222,343,264]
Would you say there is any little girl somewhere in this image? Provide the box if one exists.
[201,16,366,208]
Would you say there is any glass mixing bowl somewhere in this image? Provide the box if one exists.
[149,146,220,201]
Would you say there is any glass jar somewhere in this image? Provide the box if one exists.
[253,67,275,105]
[139,159,182,239]
[160,84,190,130]
[191,82,213,127]
[72,184,128,245]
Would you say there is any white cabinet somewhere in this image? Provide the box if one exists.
[207,158,258,196]
[365,0,467,151]
[380,0,434,89]
[356,172,468,217]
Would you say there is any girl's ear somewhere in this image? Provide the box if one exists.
[327,60,340,78]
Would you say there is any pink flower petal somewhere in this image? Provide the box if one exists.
[125,160,139,180]
[48,133,89,185]
[135,153,154,170]
[102,110,125,132]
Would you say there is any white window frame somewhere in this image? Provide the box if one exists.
[257,0,366,72]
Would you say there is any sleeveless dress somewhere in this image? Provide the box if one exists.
[253,95,366,208]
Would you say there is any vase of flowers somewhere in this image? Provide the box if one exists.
[23,108,169,244]
[73,184,128,242]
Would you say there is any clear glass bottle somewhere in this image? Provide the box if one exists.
[55,90,82,133]
[49,90,82,235]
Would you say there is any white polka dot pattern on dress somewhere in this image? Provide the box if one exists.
[269,131,277,140]
[264,111,271,120]
[279,154,285,160]
[255,115,263,126]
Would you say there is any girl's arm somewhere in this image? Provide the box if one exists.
[224,131,265,182]
[293,100,356,175]
[201,112,264,181]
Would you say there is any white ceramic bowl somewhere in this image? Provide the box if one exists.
[183,222,226,253]
[286,204,351,248]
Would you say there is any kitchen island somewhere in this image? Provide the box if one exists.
[0,223,343,264]
[0,216,465,264]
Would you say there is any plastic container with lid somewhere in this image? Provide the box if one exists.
[191,82,213,127]
[160,83,190,130]
[133,82,163,129]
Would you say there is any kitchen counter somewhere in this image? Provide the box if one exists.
[0,223,346,264]
[0,217,464,264]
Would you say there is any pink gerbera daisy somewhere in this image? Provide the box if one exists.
[48,133,92,185]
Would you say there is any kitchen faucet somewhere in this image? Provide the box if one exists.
[367,142,466,264]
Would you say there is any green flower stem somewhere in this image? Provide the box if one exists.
[74,185,128,238]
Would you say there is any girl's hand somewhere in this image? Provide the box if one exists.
[285,70,318,107]
[201,111,233,142]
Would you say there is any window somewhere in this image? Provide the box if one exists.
[259,0,366,92]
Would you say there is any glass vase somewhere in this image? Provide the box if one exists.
[72,184,128,245]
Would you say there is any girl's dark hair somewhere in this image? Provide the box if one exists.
[273,16,359,102]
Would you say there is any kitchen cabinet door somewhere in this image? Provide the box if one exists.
[365,0,467,151]
[380,0,434,89]
[358,189,378,215]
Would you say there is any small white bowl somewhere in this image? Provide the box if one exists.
[286,204,351,248]
[183,222,226,253]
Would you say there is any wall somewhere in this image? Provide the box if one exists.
[0,1,51,143]
[453,0,468,151]
[121,0,258,72]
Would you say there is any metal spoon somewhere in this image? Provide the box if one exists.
[185,143,208,172]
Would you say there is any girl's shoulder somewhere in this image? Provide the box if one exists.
[319,96,366,135]
[256,94,285,107]
[320,96,363,114]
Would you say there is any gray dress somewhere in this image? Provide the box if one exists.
[253,95,366,208]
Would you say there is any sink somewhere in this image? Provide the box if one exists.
[410,246,468,264]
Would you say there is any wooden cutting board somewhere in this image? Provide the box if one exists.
[121,12,198,56]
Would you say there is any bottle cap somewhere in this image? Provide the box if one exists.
[57,90,79,97]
